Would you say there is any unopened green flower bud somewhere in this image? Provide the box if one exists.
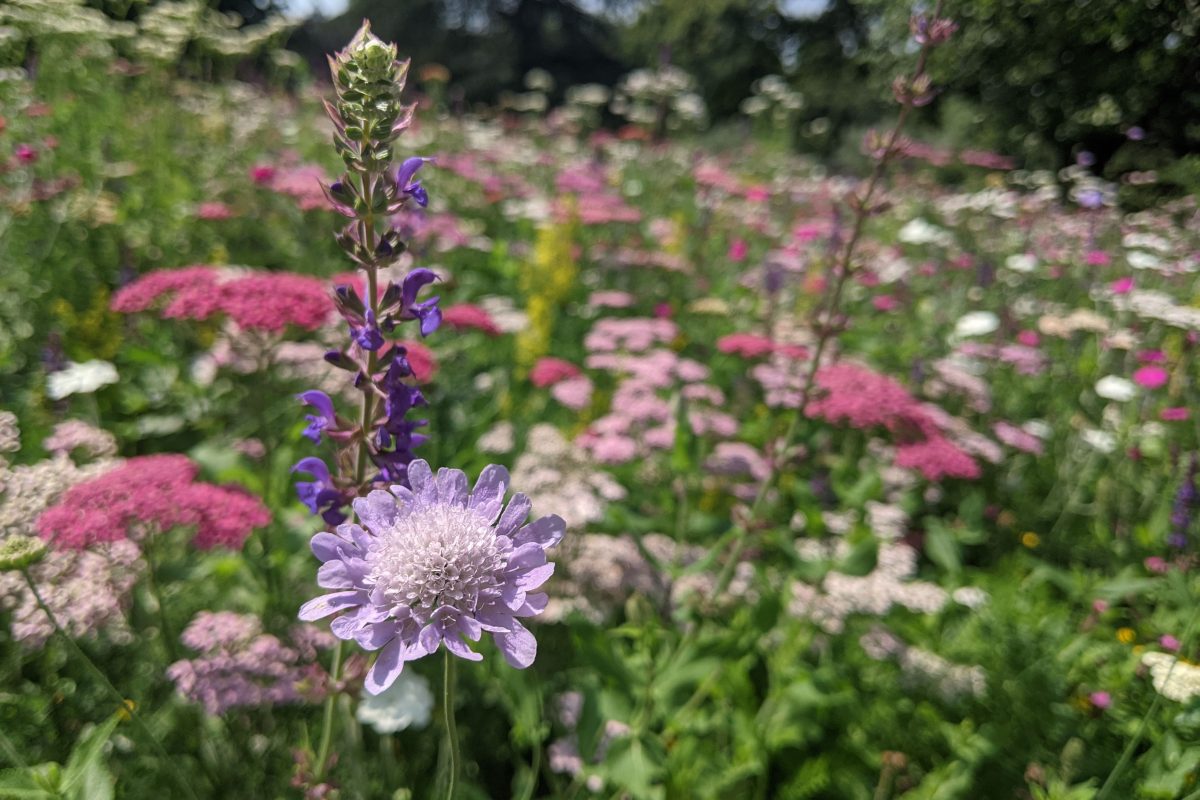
[0,535,48,572]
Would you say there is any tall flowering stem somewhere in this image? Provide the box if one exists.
[18,568,202,800]
[708,2,955,603]
[297,21,442,785]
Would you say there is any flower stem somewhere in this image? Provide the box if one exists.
[313,638,344,780]
[443,648,460,800]
[313,172,381,785]
[1097,592,1200,800]
[20,569,201,800]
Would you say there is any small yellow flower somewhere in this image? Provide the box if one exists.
[1021,532,1040,549]
[1117,627,1136,645]
[118,699,137,721]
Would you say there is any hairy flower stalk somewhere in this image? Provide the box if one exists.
[297,25,562,795]
[293,22,440,788]
[706,1,956,606]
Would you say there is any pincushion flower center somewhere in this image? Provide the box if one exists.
[367,504,506,613]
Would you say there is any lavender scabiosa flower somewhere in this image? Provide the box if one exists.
[299,459,564,694]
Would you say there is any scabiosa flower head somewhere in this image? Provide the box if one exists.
[299,459,565,694]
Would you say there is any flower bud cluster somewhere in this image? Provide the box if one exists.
[292,22,442,524]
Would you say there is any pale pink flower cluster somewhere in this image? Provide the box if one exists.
[0,540,141,648]
[167,611,331,715]
[43,420,118,460]
[788,542,948,633]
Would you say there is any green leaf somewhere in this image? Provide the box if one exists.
[924,518,961,574]
[61,714,120,797]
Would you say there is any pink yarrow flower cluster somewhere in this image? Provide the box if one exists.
[37,454,271,550]
[807,363,980,481]
[112,266,334,332]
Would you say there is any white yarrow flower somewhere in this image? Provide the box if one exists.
[953,311,1000,339]
[46,360,119,400]
[1095,375,1136,402]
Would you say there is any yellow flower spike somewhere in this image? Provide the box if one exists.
[1021,532,1040,549]
[118,699,137,721]
[1117,627,1136,645]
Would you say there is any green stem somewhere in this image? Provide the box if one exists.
[443,649,460,800]
[313,171,382,786]
[143,539,177,663]
[21,569,201,800]
[313,639,343,778]
[1097,594,1200,799]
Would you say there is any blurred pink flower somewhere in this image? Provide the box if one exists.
[1161,407,1190,422]
[1085,250,1111,266]
[1088,691,1111,710]
[530,357,582,388]
[551,375,594,410]
[873,295,899,312]
[1145,556,1169,574]
[196,202,234,220]
[1133,365,1169,389]
[441,303,501,336]
[1161,634,1181,651]
[1016,330,1040,347]
[1111,277,1134,294]
[717,333,775,359]
[728,239,749,262]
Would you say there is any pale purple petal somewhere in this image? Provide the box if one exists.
[443,634,483,661]
[469,464,510,523]
[436,468,469,507]
[515,562,555,592]
[365,638,406,694]
[353,490,400,533]
[494,620,537,669]
[298,591,362,621]
[514,515,565,549]
[495,493,531,538]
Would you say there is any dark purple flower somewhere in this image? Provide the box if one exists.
[292,457,348,525]
[392,268,441,337]
[351,309,385,351]
[396,157,432,208]
[1126,126,1146,141]
[298,390,338,444]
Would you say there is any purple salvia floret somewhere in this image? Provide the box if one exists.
[297,390,338,444]
[299,459,564,694]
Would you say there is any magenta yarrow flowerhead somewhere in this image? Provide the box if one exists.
[299,459,564,694]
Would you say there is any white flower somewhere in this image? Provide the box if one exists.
[898,218,952,246]
[1024,419,1053,439]
[1005,253,1037,273]
[952,586,988,609]
[1081,429,1117,453]
[1095,375,1136,401]
[46,360,119,400]
[1127,250,1163,271]
[355,670,434,733]
[953,311,1000,339]
[1141,652,1200,703]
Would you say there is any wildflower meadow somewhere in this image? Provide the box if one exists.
[1,1,1199,798]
